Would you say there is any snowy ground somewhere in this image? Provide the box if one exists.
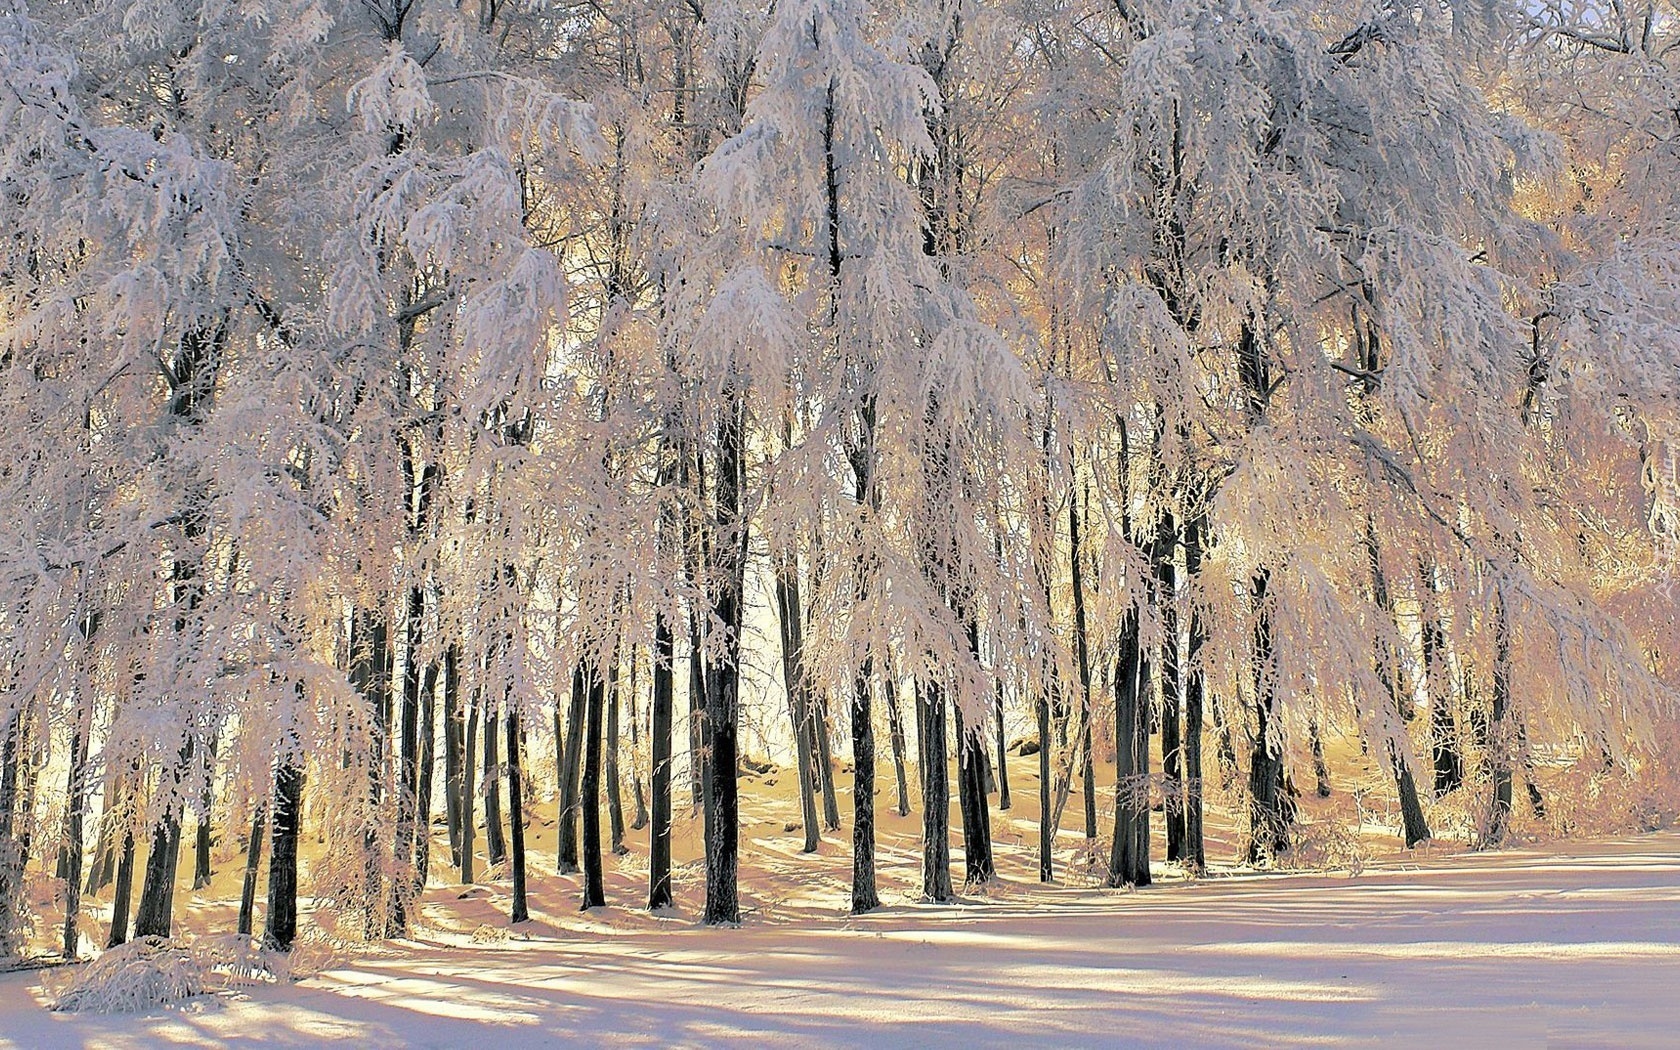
[3,828,1678,1048]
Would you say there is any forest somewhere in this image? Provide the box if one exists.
[0,0,1677,979]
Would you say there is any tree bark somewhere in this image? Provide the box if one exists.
[581,662,607,910]
[414,661,438,898]
[507,707,529,923]
[460,701,478,884]
[483,700,506,869]
[262,758,303,951]
[702,394,745,926]
[1182,511,1208,873]
[993,675,1011,811]
[444,645,464,867]
[606,655,627,856]
[557,665,585,874]
[1157,511,1186,863]
[1108,605,1151,887]
[1247,570,1290,863]
[884,672,912,817]
[237,803,265,937]
[649,612,675,910]
[774,559,822,853]
[60,707,91,958]
[917,679,955,902]
[953,651,994,888]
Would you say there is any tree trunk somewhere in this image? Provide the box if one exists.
[649,612,675,910]
[1365,519,1430,848]
[1421,573,1464,797]
[1182,511,1208,873]
[444,645,464,867]
[627,646,649,832]
[414,661,438,898]
[702,395,746,927]
[237,803,265,937]
[1157,511,1185,863]
[191,739,216,892]
[390,588,424,933]
[1486,584,1515,846]
[557,665,585,874]
[813,690,841,831]
[107,825,136,948]
[460,701,478,884]
[1036,676,1053,883]
[884,672,912,818]
[606,655,627,856]
[850,665,881,913]
[507,707,529,923]
[1069,485,1099,844]
[917,679,954,902]
[262,758,303,951]
[581,662,607,910]
[1247,570,1290,863]
[774,560,822,853]
[992,676,1011,811]
[1108,606,1151,888]
[60,710,91,958]
[953,667,994,888]
[483,701,506,869]
[134,747,189,939]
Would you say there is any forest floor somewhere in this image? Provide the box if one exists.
[2,760,1678,1047]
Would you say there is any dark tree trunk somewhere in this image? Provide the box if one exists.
[444,645,464,867]
[688,617,707,810]
[1036,677,1053,883]
[850,665,881,913]
[460,701,478,884]
[917,679,955,902]
[1247,571,1290,863]
[134,749,188,938]
[1487,585,1515,846]
[884,673,912,817]
[483,703,506,869]
[262,758,303,951]
[1157,511,1185,863]
[813,690,841,831]
[1108,606,1151,887]
[992,676,1011,811]
[390,589,424,934]
[353,610,392,935]
[107,825,136,948]
[774,561,822,853]
[237,803,265,937]
[507,708,529,923]
[191,736,216,891]
[60,710,91,958]
[628,646,649,832]
[1182,511,1208,873]
[557,665,585,874]
[581,662,607,910]
[649,613,675,910]
[953,669,994,888]
[1365,519,1430,848]
[1421,575,1464,797]
[700,394,747,927]
[1069,485,1099,843]
[1309,716,1333,798]
[606,656,628,856]
[414,661,438,898]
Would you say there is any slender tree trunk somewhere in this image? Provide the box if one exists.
[850,665,881,913]
[581,662,607,909]
[628,646,649,832]
[1309,716,1333,797]
[1108,606,1152,887]
[1182,510,1208,873]
[688,618,706,810]
[774,560,821,852]
[444,646,464,867]
[1421,572,1464,797]
[813,691,841,831]
[557,665,585,874]
[606,656,627,856]
[1248,570,1290,863]
[1365,519,1430,848]
[107,824,136,948]
[134,743,190,939]
[262,758,303,951]
[460,702,478,884]
[1037,677,1053,883]
[1486,585,1515,846]
[917,679,954,902]
[237,803,265,937]
[483,702,506,868]
[953,653,994,888]
[884,673,912,817]
[703,396,746,927]
[507,707,529,923]
[60,709,91,958]
[1068,484,1099,844]
[191,734,217,891]
[414,662,438,898]
[390,589,424,933]
[993,676,1011,811]
[1157,511,1185,862]
[649,613,675,910]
